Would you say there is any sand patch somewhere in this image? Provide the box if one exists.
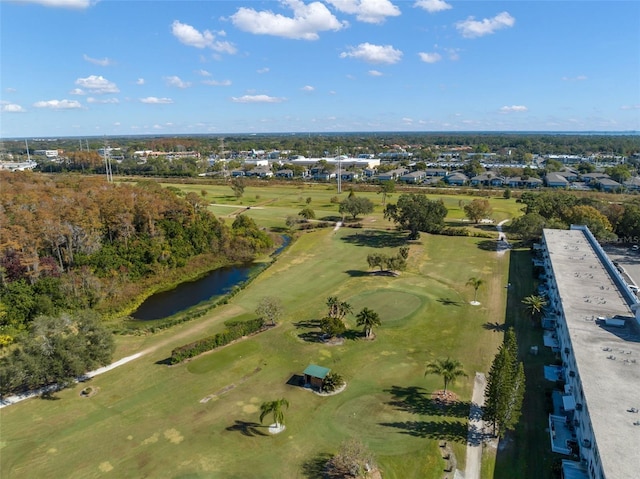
[99,461,113,472]
[319,349,332,358]
[243,404,259,414]
[249,396,259,403]
[380,350,396,356]
[47,448,57,454]
[141,432,159,445]
[164,428,184,444]
[127,435,133,441]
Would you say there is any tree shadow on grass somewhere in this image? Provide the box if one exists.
[477,239,500,251]
[379,419,468,443]
[340,230,408,248]
[345,269,371,277]
[437,297,462,307]
[300,452,332,479]
[384,385,470,418]
[225,420,268,437]
[483,321,506,332]
[319,215,342,222]
[293,319,326,343]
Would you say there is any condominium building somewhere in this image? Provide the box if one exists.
[539,226,640,479]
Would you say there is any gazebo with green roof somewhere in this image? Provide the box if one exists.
[303,364,331,389]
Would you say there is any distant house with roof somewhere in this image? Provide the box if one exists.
[399,171,426,184]
[425,168,448,177]
[275,169,294,178]
[580,172,609,186]
[377,168,409,182]
[596,177,622,192]
[545,172,570,188]
[556,168,580,182]
[506,176,543,189]
[445,172,468,186]
[470,173,505,187]
[623,176,640,191]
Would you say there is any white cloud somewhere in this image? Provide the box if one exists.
[414,0,452,13]
[33,99,83,109]
[197,69,212,77]
[340,42,403,64]
[368,70,383,76]
[561,75,588,82]
[402,117,413,124]
[171,20,214,48]
[83,54,113,66]
[70,88,86,95]
[2,103,26,113]
[75,75,119,94]
[140,97,174,104]
[87,97,119,104]
[15,0,94,9]
[203,79,232,86]
[456,12,515,38]
[136,78,145,85]
[257,67,270,74]
[301,85,315,91]
[500,105,528,113]
[326,0,401,24]
[418,52,442,63]
[621,104,640,110]
[171,20,237,53]
[231,95,286,103]
[165,76,192,89]
[230,0,346,40]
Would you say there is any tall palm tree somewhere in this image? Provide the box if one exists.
[521,294,548,323]
[356,307,381,338]
[467,277,484,304]
[259,398,290,429]
[424,358,468,393]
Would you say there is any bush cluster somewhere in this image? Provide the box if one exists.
[169,317,265,364]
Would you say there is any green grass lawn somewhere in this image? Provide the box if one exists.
[1,184,518,479]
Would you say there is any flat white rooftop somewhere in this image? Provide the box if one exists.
[544,228,640,479]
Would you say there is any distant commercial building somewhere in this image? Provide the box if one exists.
[539,226,640,479]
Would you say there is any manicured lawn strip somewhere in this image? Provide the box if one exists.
[493,248,559,479]
[1,213,511,478]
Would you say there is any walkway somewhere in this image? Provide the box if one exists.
[496,219,511,256]
[464,372,487,479]
[0,351,148,409]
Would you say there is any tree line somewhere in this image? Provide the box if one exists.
[0,172,272,340]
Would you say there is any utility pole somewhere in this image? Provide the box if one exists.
[337,147,342,194]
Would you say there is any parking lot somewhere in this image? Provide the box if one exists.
[602,244,640,288]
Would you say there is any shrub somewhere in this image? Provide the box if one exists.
[321,372,345,393]
[169,317,265,364]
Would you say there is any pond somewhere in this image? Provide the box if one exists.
[130,263,257,321]
[130,235,290,321]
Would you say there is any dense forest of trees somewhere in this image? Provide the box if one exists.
[0,172,272,341]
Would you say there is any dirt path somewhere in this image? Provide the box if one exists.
[464,372,487,479]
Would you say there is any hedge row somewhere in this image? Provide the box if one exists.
[169,317,265,364]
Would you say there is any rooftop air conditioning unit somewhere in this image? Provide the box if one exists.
[576,403,583,411]
[564,347,571,354]
[569,371,576,377]
[582,439,591,448]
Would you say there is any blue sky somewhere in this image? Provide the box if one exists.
[1,0,639,138]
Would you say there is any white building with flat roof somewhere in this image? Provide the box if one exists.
[540,226,640,479]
